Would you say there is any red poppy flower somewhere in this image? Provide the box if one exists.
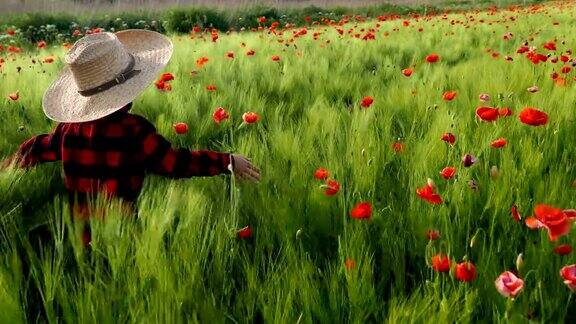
[560,265,576,291]
[561,66,571,74]
[159,73,174,82]
[206,85,217,91]
[246,49,255,56]
[258,16,267,24]
[455,262,477,282]
[324,180,340,196]
[511,204,521,223]
[543,42,556,51]
[491,138,507,148]
[443,91,457,101]
[360,96,374,108]
[476,107,499,122]
[226,51,234,59]
[440,166,456,180]
[441,133,456,145]
[155,80,166,90]
[426,53,440,63]
[212,107,230,124]
[72,29,81,37]
[345,258,356,270]
[43,56,55,64]
[7,45,21,53]
[211,32,218,42]
[519,107,548,126]
[237,226,252,239]
[554,244,572,256]
[271,55,281,62]
[6,28,15,36]
[8,91,19,101]
[426,229,440,241]
[525,205,576,241]
[498,108,513,117]
[402,68,413,77]
[192,26,201,33]
[314,168,329,180]
[350,202,372,220]
[37,40,46,49]
[416,183,442,204]
[242,112,259,124]
[173,122,189,134]
[392,141,405,153]
[196,56,209,68]
[560,55,570,62]
[432,254,451,272]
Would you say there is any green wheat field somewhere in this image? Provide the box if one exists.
[1,1,576,322]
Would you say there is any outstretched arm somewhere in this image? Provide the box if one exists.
[141,126,260,181]
[2,125,63,170]
[142,126,231,178]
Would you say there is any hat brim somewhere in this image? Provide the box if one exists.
[43,29,173,123]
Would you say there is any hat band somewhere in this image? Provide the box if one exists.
[78,54,141,97]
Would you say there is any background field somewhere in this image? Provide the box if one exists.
[1,0,576,323]
[1,0,492,13]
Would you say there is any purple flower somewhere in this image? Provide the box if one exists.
[479,93,490,102]
[462,154,478,167]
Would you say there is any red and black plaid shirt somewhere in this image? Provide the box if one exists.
[15,111,231,204]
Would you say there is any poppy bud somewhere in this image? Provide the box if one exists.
[470,231,479,248]
[296,228,303,239]
[516,253,524,271]
[468,179,479,191]
[490,165,500,180]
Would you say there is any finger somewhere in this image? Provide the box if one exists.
[240,170,259,183]
[234,171,247,181]
[246,169,261,181]
[246,165,260,176]
[248,164,260,173]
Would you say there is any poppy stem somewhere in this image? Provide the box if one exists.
[565,293,573,318]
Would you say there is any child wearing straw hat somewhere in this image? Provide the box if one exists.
[0,30,260,245]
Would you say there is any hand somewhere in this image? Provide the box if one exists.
[231,154,260,183]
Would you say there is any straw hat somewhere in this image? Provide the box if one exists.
[43,29,173,122]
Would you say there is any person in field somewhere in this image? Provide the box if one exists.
[0,30,260,245]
